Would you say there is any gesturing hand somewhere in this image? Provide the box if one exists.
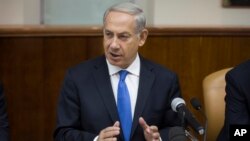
[139,117,160,141]
[97,121,120,141]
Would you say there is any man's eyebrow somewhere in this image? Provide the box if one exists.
[104,29,112,32]
[118,32,131,36]
[104,29,131,35]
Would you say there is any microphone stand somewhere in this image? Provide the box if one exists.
[185,130,198,141]
[190,98,208,141]
[181,111,199,141]
[199,108,208,141]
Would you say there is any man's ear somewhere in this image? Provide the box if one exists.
[138,29,148,47]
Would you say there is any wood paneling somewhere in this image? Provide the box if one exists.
[0,26,250,141]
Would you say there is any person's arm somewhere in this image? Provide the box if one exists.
[53,70,97,141]
[0,82,9,141]
[53,70,120,141]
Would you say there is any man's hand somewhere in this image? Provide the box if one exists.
[139,117,160,141]
[97,121,120,141]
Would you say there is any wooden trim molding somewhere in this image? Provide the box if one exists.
[1,25,250,37]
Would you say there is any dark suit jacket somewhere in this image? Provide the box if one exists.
[0,82,9,141]
[217,60,250,141]
[54,55,182,141]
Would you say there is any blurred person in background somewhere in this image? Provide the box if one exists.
[0,81,9,141]
[217,59,250,141]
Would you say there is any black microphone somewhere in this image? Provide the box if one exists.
[190,97,208,141]
[168,126,188,141]
[190,98,202,110]
[171,97,205,135]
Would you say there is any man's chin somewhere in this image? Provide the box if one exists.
[107,56,119,63]
[111,62,122,67]
[109,60,127,68]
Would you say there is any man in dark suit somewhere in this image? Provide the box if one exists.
[54,2,182,141]
[0,82,9,141]
[217,59,250,141]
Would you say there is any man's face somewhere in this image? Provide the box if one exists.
[103,11,147,69]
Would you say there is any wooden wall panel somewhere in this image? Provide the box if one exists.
[0,38,44,141]
[0,26,250,141]
[42,37,88,140]
[86,37,104,58]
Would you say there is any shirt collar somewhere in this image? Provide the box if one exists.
[106,53,140,76]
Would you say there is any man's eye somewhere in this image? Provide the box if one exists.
[105,32,113,38]
[119,35,129,40]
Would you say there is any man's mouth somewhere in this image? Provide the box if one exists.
[110,52,120,58]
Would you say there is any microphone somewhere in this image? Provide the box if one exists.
[190,98,202,110]
[190,97,208,141]
[171,97,205,135]
[168,126,188,141]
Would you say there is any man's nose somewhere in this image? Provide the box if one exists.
[110,37,119,48]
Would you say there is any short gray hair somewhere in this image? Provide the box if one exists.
[103,2,146,34]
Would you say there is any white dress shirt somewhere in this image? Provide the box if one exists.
[93,54,140,141]
[106,53,140,119]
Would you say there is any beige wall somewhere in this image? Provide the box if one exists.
[154,0,250,26]
[0,0,40,24]
[0,0,250,26]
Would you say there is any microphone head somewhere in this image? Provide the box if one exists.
[171,97,185,112]
[190,97,202,110]
[168,126,188,141]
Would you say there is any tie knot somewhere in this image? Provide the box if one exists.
[119,70,128,81]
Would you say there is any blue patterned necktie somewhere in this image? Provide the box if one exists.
[117,70,132,141]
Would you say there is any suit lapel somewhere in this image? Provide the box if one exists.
[93,56,119,123]
[131,59,155,137]
[92,56,155,140]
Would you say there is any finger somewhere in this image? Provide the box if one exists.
[149,126,160,139]
[139,117,148,129]
[98,134,118,141]
[149,125,158,132]
[113,121,120,127]
[103,126,119,132]
[139,117,150,133]
[102,129,120,139]
[100,126,120,139]
[152,132,160,139]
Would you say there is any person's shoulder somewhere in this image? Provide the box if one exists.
[227,59,250,82]
[0,81,3,98]
[65,55,105,77]
[69,55,105,71]
[237,59,250,71]
[140,56,177,77]
[228,59,250,76]
[0,81,3,92]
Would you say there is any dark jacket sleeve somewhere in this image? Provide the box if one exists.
[53,70,97,141]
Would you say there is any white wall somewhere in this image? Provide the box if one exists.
[0,0,250,26]
[154,0,250,26]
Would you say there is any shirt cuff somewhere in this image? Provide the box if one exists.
[93,136,98,141]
